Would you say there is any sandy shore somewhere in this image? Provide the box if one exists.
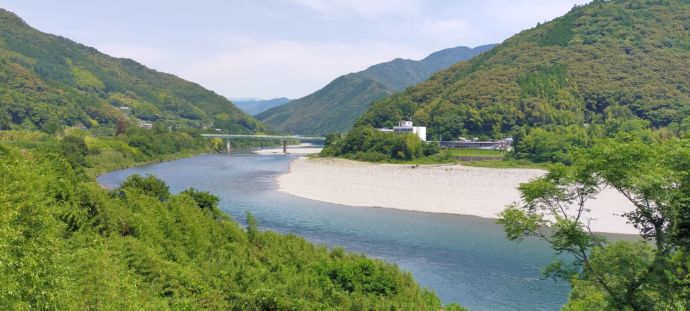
[253,143,323,155]
[277,157,638,235]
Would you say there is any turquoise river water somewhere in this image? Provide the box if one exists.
[97,154,572,310]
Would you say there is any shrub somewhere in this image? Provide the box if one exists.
[120,174,170,201]
[321,126,431,162]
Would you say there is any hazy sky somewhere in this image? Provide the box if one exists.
[0,0,589,99]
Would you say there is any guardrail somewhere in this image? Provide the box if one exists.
[200,134,325,154]
[200,134,325,141]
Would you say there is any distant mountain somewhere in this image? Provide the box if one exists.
[0,9,263,133]
[233,97,291,115]
[257,45,496,135]
[356,0,690,140]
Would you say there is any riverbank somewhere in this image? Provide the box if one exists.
[278,157,638,235]
[253,143,322,155]
[88,150,212,178]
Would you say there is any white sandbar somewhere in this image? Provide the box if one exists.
[278,157,638,235]
[253,143,323,155]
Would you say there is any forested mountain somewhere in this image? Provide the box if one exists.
[257,45,495,135]
[233,97,291,115]
[356,0,690,141]
[0,9,263,134]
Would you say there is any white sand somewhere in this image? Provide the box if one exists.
[253,143,323,155]
[278,157,638,235]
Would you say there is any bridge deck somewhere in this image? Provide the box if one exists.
[201,134,325,141]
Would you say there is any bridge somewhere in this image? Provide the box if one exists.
[200,134,326,154]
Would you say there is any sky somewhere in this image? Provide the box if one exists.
[0,0,590,99]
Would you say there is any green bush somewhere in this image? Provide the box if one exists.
[321,126,431,162]
[181,188,219,210]
[120,174,170,201]
[513,125,591,164]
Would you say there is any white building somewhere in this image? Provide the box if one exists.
[381,121,427,141]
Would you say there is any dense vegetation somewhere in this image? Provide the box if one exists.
[0,9,264,134]
[510,116,690,164]
[499,136,690,310]
[0,131,463,310]
[257,45,495,135]
[356,0,690,160]
[320,127,438,162]
[0,127,226,178]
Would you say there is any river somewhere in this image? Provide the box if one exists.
[97,154,571,310]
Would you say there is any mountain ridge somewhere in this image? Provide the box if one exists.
[355,0,690,140]
[257,44,496,135]
[0,8,263,133]
[233,97,291,115]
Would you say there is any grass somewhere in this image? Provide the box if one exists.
[441,148,506,157]
[459,159,548,169]
[402,157,548,169]
[315,148,547,169]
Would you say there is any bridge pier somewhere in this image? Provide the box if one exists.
[200,134,326,155]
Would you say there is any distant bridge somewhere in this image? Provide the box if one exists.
[200,134,325,154]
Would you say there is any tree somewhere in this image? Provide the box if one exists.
[119,174,170,201]
[320,126,430,162]
[246,212,259,245]
[115,118,127,136]
[498,137,690,309]
[60,135,89,169]
[181,188,219,210]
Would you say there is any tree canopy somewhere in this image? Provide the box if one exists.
[499,137,690,309]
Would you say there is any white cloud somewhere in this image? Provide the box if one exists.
[96,43,174,65]
[419,18,485,47]
[482,0,591,26]
[175,39,426,99]
[92,39,428,100]
[289,0,422,18]
[84,0,594,99]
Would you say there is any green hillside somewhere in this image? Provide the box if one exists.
[259,74,394,135]
[356,0,690,141]
[0,9,263,134]
[257,45,495,135]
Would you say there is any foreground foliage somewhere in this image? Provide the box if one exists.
[0,134,454,310]
[499,137,690,310]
